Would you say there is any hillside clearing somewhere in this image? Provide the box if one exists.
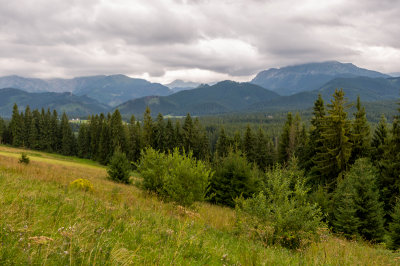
[0,146,398,265]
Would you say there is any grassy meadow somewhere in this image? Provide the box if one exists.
[0,145,399,265]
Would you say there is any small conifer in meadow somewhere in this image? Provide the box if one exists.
[107,150,131,184]
[18,152,30,164]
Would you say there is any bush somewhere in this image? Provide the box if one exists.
[138,148,212,206]
[236,164,322,249]
[69,178,94,192]
[107,150,131,184]
[136,148,170,193]
[332,158,385,241]
[18,152,30,164]
[208,150,260,207]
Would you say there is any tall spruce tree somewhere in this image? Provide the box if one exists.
[182,113,195,153]
[143,106,154,148]
[371,114,388,163]
[98,114,113,164]
[314,89,353,188]
[128,115,142,163]
[216,127,229,158]
[60,113,74,155]
[154,113,166,152]
[379,117,400,219]
[164,118,176,152]
[243,125,256,163]
[110,109,127,153]
[9,103,24,147]
[23,106,32,148]
[77,123,90,158]
[350,96,370,164]
[302,95,326,175]
[255,128,270,170]
[388,199,400,250]
[332,158,385,241]
[278,112,296,163]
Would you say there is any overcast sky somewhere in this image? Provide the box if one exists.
[0,0,399,83]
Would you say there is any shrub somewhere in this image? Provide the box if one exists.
[388,199,400,250]
[107,150,131,184]
[208,150,260,207]
[137,148,212,206]
[18,152,30,164]
[69,178,94,192]
[163,150,212,206]
[332,158,385,241]
[137,148,170,193]
[236,164,322,249]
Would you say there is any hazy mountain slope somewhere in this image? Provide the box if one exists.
[248,76,400,112]
[117,81,280,116]
[165,79,201,93]
[251,61,389,95]
[0,88,109,118]
[0,74,172,107]
[71,75,171,106]
[0,76,50,93]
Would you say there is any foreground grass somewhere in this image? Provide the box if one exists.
[0,146,399,265]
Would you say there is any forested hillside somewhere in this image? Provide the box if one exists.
[1,88,400,253]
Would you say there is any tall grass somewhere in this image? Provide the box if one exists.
[0,146,399,265]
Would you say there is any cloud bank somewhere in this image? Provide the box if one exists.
[0,0,399,83]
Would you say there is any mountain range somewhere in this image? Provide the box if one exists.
[1,61,399,118]
[0,88,109,117]
[251,61,389,95]
[0,74,171,107]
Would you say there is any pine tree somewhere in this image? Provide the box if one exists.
[110,109,127,152]
[371,114,388,163]
[314,89,353,188]
[208,150,258,207]
[332,158,385,241]
[154,113,166,152]
[23,106,32,148]
[77,123,89,158]
[127,115,142,163]
[233,131,242,151]
[107,150,131,184]
[29,109,40,150]
[216,127,229,158]
[98,114,113,164]
[60,113,74,155]
[255,128,270,170]
[182,113,195,152]
[388,199,400,250]
[303,95,326,174]
[278,112,296,163]
[0,117,5,144]
[50,110,59,152]
[164,118,176,152]
[379,117,400,219]
[243,125,256,163]
[174,120,183,150]
[350,96,370,164]
[9,103,24,147]
[143,106,154,148]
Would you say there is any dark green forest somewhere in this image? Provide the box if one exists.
[1,88,400,249]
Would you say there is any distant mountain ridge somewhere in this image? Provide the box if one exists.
[0,74,171,107]
[0,88,109,118]
[117,81,280,116]
[165,79,201,93]
[251,61,389,95]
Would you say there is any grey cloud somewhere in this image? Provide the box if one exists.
[0,0,399,80]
